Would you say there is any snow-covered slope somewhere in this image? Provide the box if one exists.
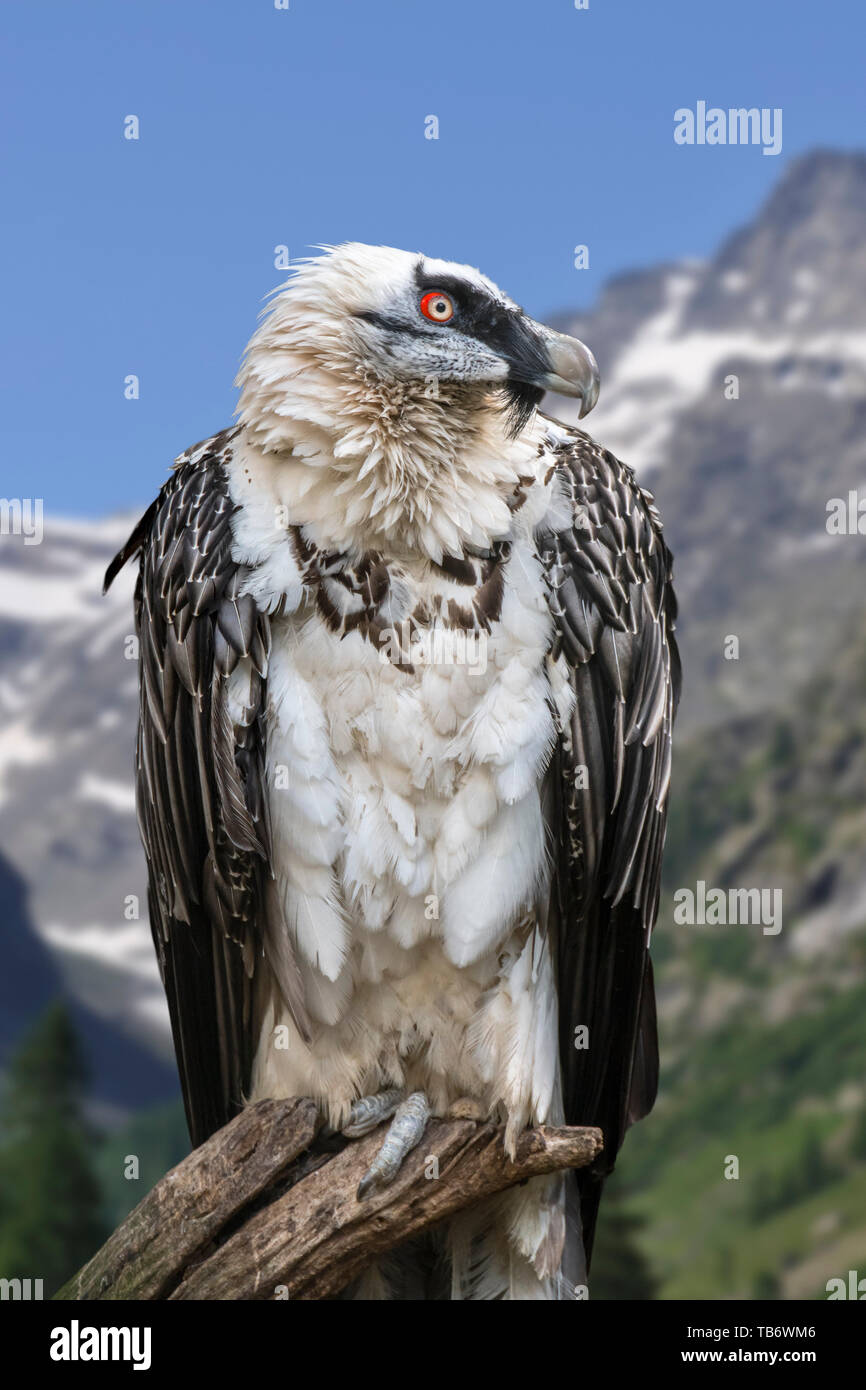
[0,517,174,1081]
[552,150,866,732]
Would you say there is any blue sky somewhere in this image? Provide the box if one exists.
[1,0,863,515]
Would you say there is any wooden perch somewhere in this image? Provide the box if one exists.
[57,1098,602,1301]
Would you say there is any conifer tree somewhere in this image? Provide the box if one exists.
[0,1003,106,1295]
[590,1180,658,1299]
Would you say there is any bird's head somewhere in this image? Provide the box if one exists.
[345,245,598,426]
[235,244,599,558]
[238,244,598,434]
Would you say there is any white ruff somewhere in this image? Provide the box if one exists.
[234,246,538,563]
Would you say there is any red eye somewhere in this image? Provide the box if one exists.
[420,290,454,323]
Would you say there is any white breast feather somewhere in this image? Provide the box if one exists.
[230,437,564,1175]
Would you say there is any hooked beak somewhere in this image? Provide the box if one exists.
[503,316,600,420]
[536,328,600,417]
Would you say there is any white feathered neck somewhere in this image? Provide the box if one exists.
[234,252,541,563]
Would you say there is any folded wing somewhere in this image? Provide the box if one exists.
[538,421,681,1260]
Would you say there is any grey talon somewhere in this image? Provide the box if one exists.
[341,1087,403,1139]
[356,1092,431,1200]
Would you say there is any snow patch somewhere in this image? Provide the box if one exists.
[77,773,136,814]
[0,721,55,805]
[40,919,160,982]
[556,260,866,473]
[721,270,748,293]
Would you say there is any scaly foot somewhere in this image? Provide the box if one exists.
[356,1092,431,1200]
[340,1088,402,1138]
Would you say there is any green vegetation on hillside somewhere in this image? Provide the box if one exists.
[609,615,866,1298]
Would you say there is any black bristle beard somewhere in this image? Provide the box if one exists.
[500,380,545,438]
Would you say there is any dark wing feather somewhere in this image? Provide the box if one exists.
[105,427,272,1147]
[538,421,680,1263]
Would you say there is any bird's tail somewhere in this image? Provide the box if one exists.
[342,1172,586,1300]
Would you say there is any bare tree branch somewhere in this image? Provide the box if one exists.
[56,1099,602,1301]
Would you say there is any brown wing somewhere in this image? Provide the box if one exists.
[105,428,272,1146]
[538,419,681,1262]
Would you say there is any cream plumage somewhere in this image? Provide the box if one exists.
[105,244,679,1299]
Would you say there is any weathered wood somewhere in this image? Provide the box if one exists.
[57,1099,603,1301]
[55,1098,318,1301]
[173,1118,602,1300]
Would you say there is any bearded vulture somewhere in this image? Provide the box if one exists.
[105,244,679,1300]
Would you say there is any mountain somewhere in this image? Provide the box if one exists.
[615,599,866,1299]
[0,517,178,1118]
[0,149,864,1174]
[0,845,175,1124]
[554,149,866,734]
